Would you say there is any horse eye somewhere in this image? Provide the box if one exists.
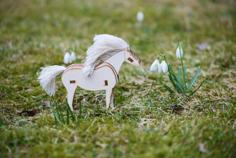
[128,57,133,62]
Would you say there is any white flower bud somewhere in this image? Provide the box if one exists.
[157,61,162,73]
[150,59,159,72]
[160,60,168,73]
[176,45,183,58]
[136,11,144,23]
[70,52,76,62]
[63,52,70,64]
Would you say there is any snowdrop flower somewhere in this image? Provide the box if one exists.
[157,61,162,73]
[160,60,168,73]
[150,59,168,74]
[136,11,144,23]
[70,52,76,62]
[63,52,77,64]
[63,52,71,64]
[150,59,162,72]
[150,59,159,72]
[176,44,183,58]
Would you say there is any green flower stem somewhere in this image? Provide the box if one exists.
[180,56,187,89]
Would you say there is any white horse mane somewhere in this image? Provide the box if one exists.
[83,34,129,76]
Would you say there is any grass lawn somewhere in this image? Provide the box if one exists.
[0,0,236,157]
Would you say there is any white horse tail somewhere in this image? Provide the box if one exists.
[38,65,66,96]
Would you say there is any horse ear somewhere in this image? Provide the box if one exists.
[129,49,134,54]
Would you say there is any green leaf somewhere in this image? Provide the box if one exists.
[168,64,177,77]
[168,64,185,93]
[169,71,184,93]
[189,68,201,88]
[188,78,206,96]
[183,65,187,79]
[173,74,185,93]
[183,64,187,88]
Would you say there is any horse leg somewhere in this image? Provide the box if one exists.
[66,84,77,112]
[105,88,112,109]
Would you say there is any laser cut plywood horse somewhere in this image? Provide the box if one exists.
[38,34,141,111]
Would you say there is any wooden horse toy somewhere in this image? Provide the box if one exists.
[38,34,141,111]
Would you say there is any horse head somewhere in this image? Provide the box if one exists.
[124,48,141,67]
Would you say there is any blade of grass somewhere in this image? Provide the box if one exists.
[53,106,61,124]
[66,103,76,122]
[66,106,70,124]
[163,84,175,94]
[52,110,59,124]
[58,105,65,124]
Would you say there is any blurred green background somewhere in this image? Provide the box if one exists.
[0,0,235,157]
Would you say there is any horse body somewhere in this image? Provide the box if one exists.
[62,64,117,91]
[62,52,124,111]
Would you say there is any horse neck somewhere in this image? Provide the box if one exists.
[105,51,125,73]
